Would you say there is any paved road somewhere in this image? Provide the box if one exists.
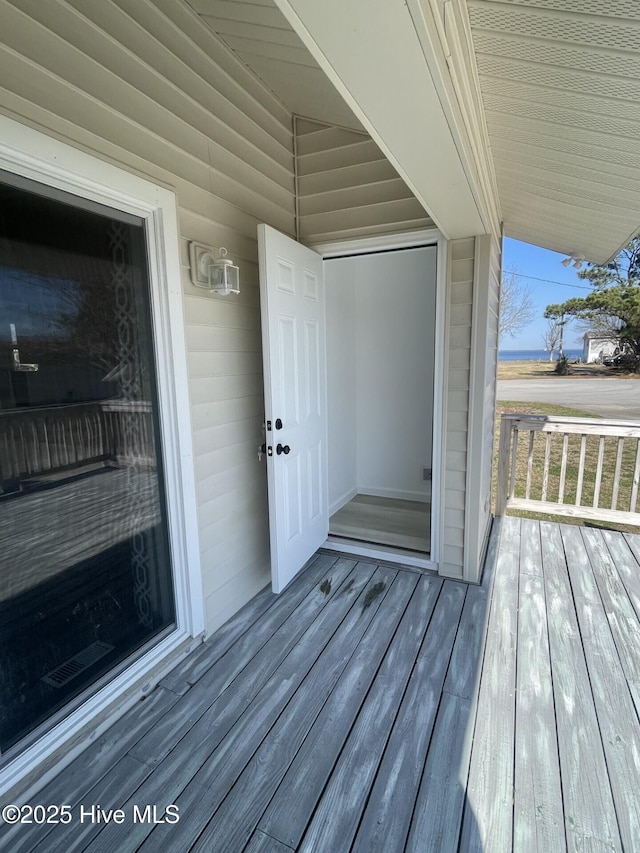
[496,377,640,420]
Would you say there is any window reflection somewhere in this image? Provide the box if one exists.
[0,177,175,754]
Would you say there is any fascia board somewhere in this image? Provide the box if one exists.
[273,0,485,239]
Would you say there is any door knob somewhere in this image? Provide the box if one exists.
[276,443,290,455]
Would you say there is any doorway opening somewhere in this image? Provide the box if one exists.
[324,245,437,559]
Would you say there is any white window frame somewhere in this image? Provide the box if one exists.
[311,228,447,573]
[0,115,203,798]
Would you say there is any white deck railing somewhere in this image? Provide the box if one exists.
[496,413,640,525]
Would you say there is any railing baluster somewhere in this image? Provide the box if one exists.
[611,437,624,510]
[575,434,586,507]
[541,433,551,501]
[558,433,569,504]
[526,430,535,499]
[510,428,519,500]
[593,436,605,509]
[28,420,37,474]
[631,439,640,513]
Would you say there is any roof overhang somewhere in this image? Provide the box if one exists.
[467,0,640,264]
[198,0,640,263]
[272,0,495,240]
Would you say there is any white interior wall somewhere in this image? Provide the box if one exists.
[325,261,358,513]
[325,246,437,511]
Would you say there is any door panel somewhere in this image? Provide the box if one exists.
[258,225,328,593]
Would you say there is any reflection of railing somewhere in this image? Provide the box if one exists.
[101,400,155,468]
[496,413,640,525]
[0,400,155,493]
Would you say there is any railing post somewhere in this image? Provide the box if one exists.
[496,415,513,516]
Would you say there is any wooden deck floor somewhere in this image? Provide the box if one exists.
[2,516,640,852]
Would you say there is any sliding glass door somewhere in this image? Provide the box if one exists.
[0,175,175,755]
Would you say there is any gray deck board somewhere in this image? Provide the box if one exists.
[193,571,420,853]
[513,522,565,852]
[129,554,351,767]
[561,525,640,849]
[257,573,439,851]
[405,691,472,853]
[459,516,520,853]
[246,831,294,852]
[3,518,639,853]
[400,566,495,853]
[583,528,640,718]
[605,530,640,622]
[158,553,336,695]
[85,561,377,852]
[542,522,622,851]
[298,580,467,853]
[353,580,465,853]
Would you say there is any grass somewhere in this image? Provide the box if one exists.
[497,360,639,380]
[493,401,640,533]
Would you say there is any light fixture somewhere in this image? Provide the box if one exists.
[188,241,240,296]
[561,252,586,270]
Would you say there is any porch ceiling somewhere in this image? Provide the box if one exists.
[187,1,640,262]
[468,0,640,263]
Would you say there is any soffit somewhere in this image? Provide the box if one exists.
[467,0,640,263]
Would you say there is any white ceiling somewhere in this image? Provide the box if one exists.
[187,0,640,263]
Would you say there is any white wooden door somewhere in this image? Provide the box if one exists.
[258,224,329,592]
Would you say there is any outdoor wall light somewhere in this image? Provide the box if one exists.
[188,241,240,296]
[561,253,586,269]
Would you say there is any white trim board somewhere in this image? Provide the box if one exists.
[316,228,446,573]
[312,227,442,257]
[322,539,437,572]
[0,114,203,797]
[357,487,431,503]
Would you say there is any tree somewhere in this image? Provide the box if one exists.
[541,318,563,361]
[499,268,535,340]
[545,237,640,369]
[542,304,572,359]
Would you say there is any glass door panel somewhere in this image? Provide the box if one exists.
[0,177,175,755]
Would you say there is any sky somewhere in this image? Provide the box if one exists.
[501,237,592,351]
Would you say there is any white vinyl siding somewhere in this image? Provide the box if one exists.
[440,237,475,579]
[441,232,501,582]
[295,117,433,243]
[0,0,295,635]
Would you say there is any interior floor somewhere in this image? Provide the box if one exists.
[329,494,430,554]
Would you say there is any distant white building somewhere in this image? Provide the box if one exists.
[582,333,620,363]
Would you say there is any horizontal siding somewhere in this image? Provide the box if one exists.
[297,140,384,176]
[296,125,369,155]
[295,117,432,243]
[0,0,296,635]
[298,160,403,197]
[441,237,475,580]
